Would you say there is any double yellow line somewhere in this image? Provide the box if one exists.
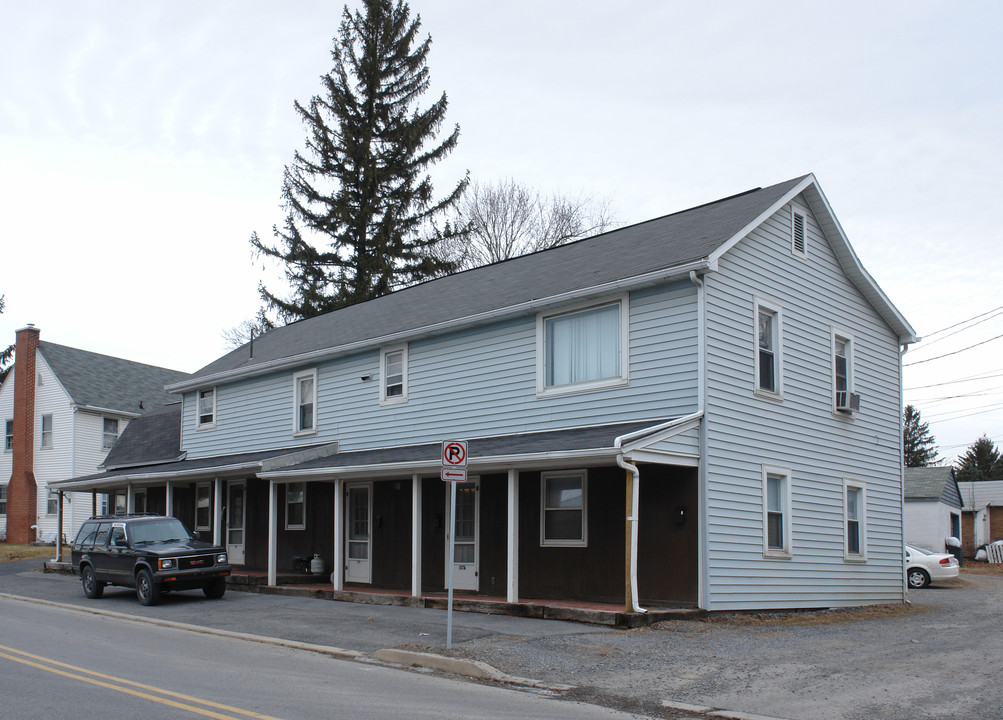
[0,644,284,720]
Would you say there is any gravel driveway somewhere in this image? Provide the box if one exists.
[451,569,1003,720]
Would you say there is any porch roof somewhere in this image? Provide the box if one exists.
[52,418,689,490]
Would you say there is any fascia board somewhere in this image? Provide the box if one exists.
[167,259,714,394]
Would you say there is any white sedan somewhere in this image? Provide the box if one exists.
[905,544,960,589]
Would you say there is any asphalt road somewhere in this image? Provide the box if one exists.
[0,597,647,720]
[3,558,1001,720]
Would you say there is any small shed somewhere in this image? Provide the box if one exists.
[904,467,963,554]
[956,479,1003,557]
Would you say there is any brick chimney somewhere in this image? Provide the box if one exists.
[7,325,40,544]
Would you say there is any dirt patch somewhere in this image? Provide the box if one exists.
[961,563,1003,576]
[651,602,925,628]
[0,544,55,563]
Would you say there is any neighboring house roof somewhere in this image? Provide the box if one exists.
[904,466,963,509]
[101,403,184,469]
[956,479,1003,511]
[169,173,917,393]
[37,341,189,415]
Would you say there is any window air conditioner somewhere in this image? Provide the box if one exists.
[835,391,860,413]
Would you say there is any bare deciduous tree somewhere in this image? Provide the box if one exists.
[441,179,616,270]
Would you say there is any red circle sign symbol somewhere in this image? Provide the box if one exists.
[442,441,467,466]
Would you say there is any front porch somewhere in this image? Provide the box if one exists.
[226,569,703,628]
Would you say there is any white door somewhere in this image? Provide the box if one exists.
[446,478,479,591]
[345,483,372,584]
[226,481,245,565]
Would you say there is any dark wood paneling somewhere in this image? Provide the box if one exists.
[637,465,699,606]
[371,479,412,590]
[421,477,446,592]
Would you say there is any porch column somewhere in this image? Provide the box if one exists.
[506,469,519,603]
[267,480,278,587]
[126,484,134,513]
[56,490,65,561]
[212,478,223,546]
[91,492,97,517]
[165,481,173,518]
[332,478,343,591]
[411,473,422,597]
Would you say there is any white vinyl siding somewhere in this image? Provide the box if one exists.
[703,198,905,610]
[179,283,699,459]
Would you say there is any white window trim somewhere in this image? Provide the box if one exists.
[4,419,12,452]
[791,205,807,258]
[292,368,318,436]
[753,296,784,400]
[40,413,53,450]
[102,416,119,450]
[286,481,306,531]
[196,388,217,430]
[831,328,855,416]
[540,469,588,547]
[843,479,867,561]
[762,464,793,558]
[379,345,408,406]
[536,295,630,397]
[0,484,7,515]
[46,490,60,516]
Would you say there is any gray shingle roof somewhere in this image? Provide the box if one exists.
[101,403,184,468]
[904,466,963,508]
[37,341,189,414]
[188,176,810,382]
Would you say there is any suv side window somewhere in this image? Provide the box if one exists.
[93,523,112,548]
[74,522,99,549]
[110,526,127,547]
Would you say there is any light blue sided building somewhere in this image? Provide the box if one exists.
[58,174,917,614]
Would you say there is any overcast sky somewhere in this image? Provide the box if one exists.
[1,1,1000,463]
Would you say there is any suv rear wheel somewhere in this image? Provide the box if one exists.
[81,565,105,599]
[136,568,161,606]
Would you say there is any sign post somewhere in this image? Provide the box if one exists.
[441,441,467,649]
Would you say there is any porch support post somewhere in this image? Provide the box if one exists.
[91,492,97,517]
[56,490,64,561]
[332,478,344,591]
[212,478,223,547]
[126,484,134,514]
[267,480,278,587]
[411,473,422,597]
[165,481,173,518]
[506,469,519,603]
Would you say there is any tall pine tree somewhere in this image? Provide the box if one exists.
[955,435,1003,482]
[252,0,466,324]
[903,404,939,467]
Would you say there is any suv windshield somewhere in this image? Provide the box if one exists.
[130,518,194,544]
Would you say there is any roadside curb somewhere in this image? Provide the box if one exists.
[371,648,574,691]
[662,700,797,720]
[0,592,560,691]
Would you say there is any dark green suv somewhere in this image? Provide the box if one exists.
[71,514,231,606]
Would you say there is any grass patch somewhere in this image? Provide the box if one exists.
[0,544,57,563]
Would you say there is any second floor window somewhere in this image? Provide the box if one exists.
[540,299,627,393]
[40,414,53,449]
[197,388,215,427]
[380,346,407,405]
[4,420,12,451]
[754,297,783,397]
[294,370,317,434]
[833,331,856,413]
[103,418,119,449]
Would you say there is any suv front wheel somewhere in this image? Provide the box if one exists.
[81,565,105,599]
[136,568,161,606]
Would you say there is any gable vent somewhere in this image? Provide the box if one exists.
[792,210,806,256]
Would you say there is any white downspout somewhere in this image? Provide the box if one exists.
[615,454,645,613]
[899,342,909,603]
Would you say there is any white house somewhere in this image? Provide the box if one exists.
[957,479,1003,556]
[1,326,188,543]
[57,174,917,612]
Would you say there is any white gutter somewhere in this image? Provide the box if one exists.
[167,259,717,393]
[73,403,142,419]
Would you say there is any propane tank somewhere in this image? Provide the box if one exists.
[310,553,324,575]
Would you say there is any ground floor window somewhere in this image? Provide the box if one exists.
[47,490,59,515]
[844,480,866,559]
[286,482,306,530]
[0,484,6,514]
[540,470,587,547]
[762,465,792,557]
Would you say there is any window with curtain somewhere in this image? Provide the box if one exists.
[544,302,621,389]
